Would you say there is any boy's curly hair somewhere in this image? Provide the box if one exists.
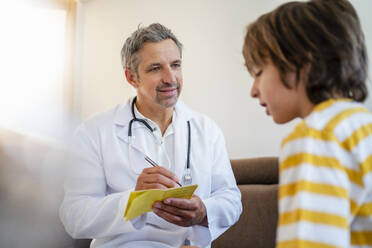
[243,0,368,104]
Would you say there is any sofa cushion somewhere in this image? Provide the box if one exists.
[0,128,74,248]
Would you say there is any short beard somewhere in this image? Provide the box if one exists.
[155,82,180,108]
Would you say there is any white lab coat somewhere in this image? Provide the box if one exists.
[60,98,242,248]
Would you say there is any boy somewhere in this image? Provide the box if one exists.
[243,0,372,247]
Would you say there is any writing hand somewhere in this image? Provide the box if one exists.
[135,166,180,190]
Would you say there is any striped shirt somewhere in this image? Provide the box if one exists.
[277,99,372,248]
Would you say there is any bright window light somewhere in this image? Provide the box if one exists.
[0,2,68,139]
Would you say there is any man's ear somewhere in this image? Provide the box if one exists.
[125,68,139,88]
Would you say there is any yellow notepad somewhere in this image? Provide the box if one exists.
[124,184,198,221]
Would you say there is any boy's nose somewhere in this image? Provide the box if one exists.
[250,82,259,98]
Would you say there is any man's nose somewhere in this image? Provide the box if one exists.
[162,67,177,83]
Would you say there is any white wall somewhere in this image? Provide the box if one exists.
[75,0,372,159]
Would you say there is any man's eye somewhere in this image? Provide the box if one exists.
[172,63,181,68]
[149,67,160,72]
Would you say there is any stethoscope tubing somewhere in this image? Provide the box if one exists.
[128,97,191,170]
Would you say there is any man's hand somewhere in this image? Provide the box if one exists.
[152,195,208,227]
[135,166,180,190]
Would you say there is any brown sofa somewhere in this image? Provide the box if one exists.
[212,157,279,248]
[0,128,279,248]
[0,128,75,248]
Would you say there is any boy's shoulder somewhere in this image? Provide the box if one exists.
[282,99,372,147]
[305,99,372,132]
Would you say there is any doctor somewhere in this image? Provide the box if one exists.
[60,23,241,248]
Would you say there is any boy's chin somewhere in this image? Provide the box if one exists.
[272,115,294,124]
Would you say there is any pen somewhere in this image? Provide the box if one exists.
[144,156,182,187]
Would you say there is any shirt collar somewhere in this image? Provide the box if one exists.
[133,100,175,138]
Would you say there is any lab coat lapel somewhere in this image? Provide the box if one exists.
[173,118,188,181]
[114,97,151,155]
[115,97,145,153]
[173,101,194,181]
[115,99,132,145]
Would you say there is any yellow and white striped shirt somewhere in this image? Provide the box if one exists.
[277,99,372,248]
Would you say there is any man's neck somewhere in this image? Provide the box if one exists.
[135,100,174,135]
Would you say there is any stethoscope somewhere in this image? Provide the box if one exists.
[128,97,192,185]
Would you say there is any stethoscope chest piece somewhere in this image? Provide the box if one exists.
[182,168,192,185]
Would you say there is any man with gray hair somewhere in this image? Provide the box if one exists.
[60,23,241,248]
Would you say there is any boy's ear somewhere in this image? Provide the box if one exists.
[125,68,139,88]
[299,63,311,84]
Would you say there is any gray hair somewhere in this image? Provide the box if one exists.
[121,23,183,77]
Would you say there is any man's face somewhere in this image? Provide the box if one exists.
[127,39,183,110]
